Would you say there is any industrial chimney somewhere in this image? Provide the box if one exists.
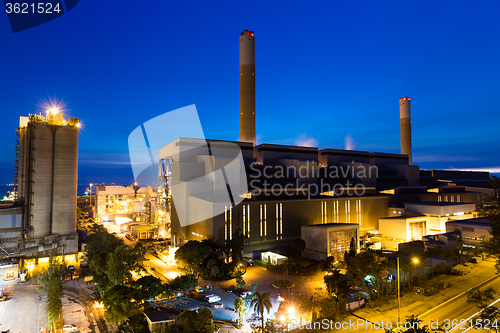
[399,97,412,165]
[239,30,256,145]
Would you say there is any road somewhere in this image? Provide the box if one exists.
[418,274,500,332]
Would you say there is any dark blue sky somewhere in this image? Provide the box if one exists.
[1,0,499,187]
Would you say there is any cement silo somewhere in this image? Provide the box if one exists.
[239,30,256,145]
[51,119,79,235]
[16,111,80,240]
[399,97,412,165]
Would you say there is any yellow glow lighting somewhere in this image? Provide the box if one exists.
[76,123,81,128]
[413,258,419,264]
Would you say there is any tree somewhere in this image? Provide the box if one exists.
[102,285,144,325]
[236,276,246,290]
[251,291,272,331]
[167,274,199,296]
[234,296,247,323]
[86,225,125,290]
[165,308,217,333]
[480,177,500,271]
[467,286,499,323]
[37,254,66,330]
[324,269,349,300]
[132,275,167,301]
[174,240,211,276]
[290,239,306,257]
[226,228,245,263]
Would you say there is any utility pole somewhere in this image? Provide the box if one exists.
[397,256,401,324]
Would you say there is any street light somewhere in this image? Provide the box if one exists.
[397,257,401,323]
[398,257,420,323]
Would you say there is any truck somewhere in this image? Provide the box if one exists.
[204,294,221,303]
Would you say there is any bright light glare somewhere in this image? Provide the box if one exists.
[76,123,81,128]
[287,306,295,315]
[279,315,286,322]
[413,258,419,263]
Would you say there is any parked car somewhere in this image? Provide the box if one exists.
[195,286,204,293]
[243,258,255,266]
[71,271,79,280]
[62,324,78,332]
[210,303,223,309]
[240,291,253,298]
[205,294,221,303]
[227,285,234,293]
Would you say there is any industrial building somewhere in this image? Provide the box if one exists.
[95,185,157,224]
[301,223,360,261]
[155,30,491,258]
[0,110,80,259]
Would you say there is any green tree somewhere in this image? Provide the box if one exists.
[467,286,499,323]
[290,239,306,257]
[324,269,349,300]
[37,255,66,329]
[234,296,247,323]
[167,274,199,296]
[106,244,145,286]
[480,177,500,270]
[132,275,167,301]
[174,240,211,276]
[102,285,144,325]
[250,291,272,330]
[86,225,125,290]
[236,276,246,290]
[226,228,245,263]
[165,308,217,333]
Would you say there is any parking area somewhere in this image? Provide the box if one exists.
[0,278,48,332]
[155,287,282,327]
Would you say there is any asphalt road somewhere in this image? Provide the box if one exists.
[419,274,500,332]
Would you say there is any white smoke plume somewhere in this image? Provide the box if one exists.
[295,134,318,147]
[345,134,356,150]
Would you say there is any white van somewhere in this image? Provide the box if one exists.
[205,294,221,303]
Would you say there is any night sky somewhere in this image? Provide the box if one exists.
[1,0,499,188]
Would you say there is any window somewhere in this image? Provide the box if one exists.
[438,196,442,202]
[329,229,357,261]
[457,195,461,203]
[345,201,351,223]
[275,203,283,240]
[356,200,362,224]
[247,205,250,237]
[260,204,263,237]
[333,200,339,223]
[224,205,228,241]
[229,206,232,240]
[321,201,327,224]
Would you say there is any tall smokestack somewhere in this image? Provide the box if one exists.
[239,30,256,145]
[399,97,412,165]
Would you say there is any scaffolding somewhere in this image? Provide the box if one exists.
[13,128,20,200]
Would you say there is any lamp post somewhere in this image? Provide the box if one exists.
[397,256,401,324]
[397,257,420,323]
[89,183,93,208]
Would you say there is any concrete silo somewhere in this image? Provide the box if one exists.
[16,110,80,254]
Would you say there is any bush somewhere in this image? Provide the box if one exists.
[272,280,294,288]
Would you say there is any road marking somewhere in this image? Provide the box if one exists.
[419,273,500,318]
[448,297,500,332]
